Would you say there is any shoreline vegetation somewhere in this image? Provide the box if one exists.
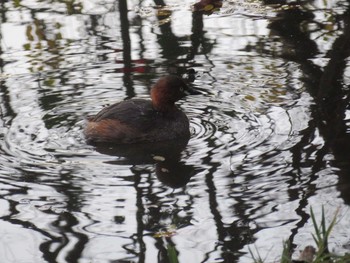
[249,207,350,263]
[163,207,349,262]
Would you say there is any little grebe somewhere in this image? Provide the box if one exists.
[84,75,196,144]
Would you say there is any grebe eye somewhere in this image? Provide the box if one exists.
[180,86,184,92]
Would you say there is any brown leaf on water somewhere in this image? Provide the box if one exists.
[153,229,176,238]
[157,9,171,17]
[203,4,215,11]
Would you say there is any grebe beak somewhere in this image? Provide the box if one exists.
[184,85,202,96]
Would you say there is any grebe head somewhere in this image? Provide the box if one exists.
[150,75,196,111]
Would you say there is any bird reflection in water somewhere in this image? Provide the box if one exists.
[90,138,198,188]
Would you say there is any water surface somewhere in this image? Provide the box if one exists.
[1,0,350,262]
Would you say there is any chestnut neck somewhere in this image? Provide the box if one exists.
[152,99,177,113]
[151,85,177,112]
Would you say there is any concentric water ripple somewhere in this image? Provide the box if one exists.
[0,67,315,263]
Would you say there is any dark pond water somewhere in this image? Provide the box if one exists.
[1,0,350,262]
